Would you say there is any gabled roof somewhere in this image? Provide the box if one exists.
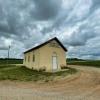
[24,37,67,54]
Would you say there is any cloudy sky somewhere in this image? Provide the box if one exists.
[0,0,100,59]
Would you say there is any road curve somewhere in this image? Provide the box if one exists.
[0,65,100,100]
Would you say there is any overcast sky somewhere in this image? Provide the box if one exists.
[0,0,100,59]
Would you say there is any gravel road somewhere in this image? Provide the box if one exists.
[0,65,100,100]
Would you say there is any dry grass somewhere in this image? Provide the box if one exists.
[0,65,77,82]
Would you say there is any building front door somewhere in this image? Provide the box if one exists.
[52,56,58,71]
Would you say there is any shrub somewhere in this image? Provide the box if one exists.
[60,65,68,69]
[39,67,46,72]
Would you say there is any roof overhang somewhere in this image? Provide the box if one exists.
[24,37,68,54]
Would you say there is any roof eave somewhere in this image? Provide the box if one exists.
[24,37,68,54]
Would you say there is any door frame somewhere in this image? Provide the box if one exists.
[52,55,58,72]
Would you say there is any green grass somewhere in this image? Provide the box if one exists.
[68,60,100,68]
[0,58,23,64]
[0,65,77,82]
[0,65,18,69]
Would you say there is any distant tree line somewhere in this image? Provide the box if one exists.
[0,58,23,64]
[67,58,85,62]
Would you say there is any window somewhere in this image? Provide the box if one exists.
[33,54,35,62]
[50,41,60,48]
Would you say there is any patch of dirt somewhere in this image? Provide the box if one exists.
[0,65,100,100]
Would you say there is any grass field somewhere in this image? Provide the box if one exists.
[0,65,77,82]
[68,60,100,68]
[0,58,23,64]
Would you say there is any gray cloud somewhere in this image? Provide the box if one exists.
[0,47,8,50]
[31,0,62,20]
[0,0,62,40]
[64,32,96,46]
[0,0,100,59]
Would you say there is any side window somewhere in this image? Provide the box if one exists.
[33,54,35,62]
[49,41,60,48]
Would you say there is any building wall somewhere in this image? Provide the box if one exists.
[23,49,40,70]
[23,40,67,72]
[39,40,66,71]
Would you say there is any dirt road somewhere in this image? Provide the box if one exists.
[0,65,100,100]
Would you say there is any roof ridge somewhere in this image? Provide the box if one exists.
[24,37,67,54]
